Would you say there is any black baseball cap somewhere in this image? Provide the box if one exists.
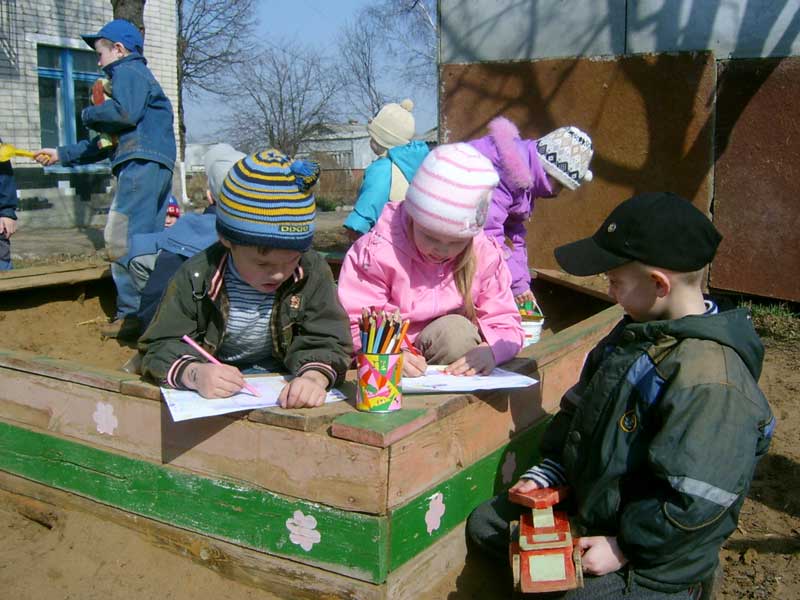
[554,192,722,276]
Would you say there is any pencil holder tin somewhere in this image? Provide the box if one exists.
[356,352,403,412]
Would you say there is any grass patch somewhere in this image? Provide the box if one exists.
[315,196,341,212]
[741,301,800,344]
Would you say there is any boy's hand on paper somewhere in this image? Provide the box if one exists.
[509,478,542,494]
[402,350,427,377]
[279,370,327,408]
[182,363,246,398]
[33,148,59,166]
[445,343,496,376]
[0,217,16,237]
[515,290,536,305]
[576,536,628,576]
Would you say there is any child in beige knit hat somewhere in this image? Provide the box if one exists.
[343,99,430,241]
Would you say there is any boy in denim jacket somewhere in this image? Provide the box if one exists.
[37,19,176,338]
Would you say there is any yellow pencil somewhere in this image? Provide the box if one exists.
[367,317,376,354]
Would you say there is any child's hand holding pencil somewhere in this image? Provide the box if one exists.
[402,349,427,377]
[180,335,260,399]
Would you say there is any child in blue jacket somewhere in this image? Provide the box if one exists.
[36,19,176,339]
[0,137,18,270]
[342,99,429,240]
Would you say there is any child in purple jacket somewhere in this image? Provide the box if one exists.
[469,119,594,304]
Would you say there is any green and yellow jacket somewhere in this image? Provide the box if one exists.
[139,242,353,389]
[539,307,774,592]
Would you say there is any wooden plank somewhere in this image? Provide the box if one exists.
[0,420,390,583]
[119,377,163,401]
[248,400,354,432]
[513,304,623,370]
[0,346,128,392]
[0,263,110,292]
[0,368,389,513]
[331,409,436,448]
[386,386,546,509]
[385,522,469,600]
[248,380,358,432]
[250,377,470,439]
[388,420,548,570]
[0,472,384,600]
[533,268,613,302]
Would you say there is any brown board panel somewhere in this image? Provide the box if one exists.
[440,53,715,272]
[712,57,800,302]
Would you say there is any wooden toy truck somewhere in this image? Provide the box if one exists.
[509,486,584,594]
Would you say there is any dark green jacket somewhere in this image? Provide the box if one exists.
[139,243,353,389]
[539,307,774,592]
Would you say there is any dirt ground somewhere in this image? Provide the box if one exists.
[1,223,799,598]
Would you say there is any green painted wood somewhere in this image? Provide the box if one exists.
[388,417,551,570]
[0,421,389,583]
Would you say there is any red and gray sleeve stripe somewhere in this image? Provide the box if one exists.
[166,355,202,389]
[296,362,337,390]
[519,458,567,488]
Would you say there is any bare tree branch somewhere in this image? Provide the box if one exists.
[221,43,343,156]
[179,0,257,95]
[176,0,257,157]
[337,19,389,119]
[363,0,437,90]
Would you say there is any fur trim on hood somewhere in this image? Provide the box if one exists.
[488,116,533,191]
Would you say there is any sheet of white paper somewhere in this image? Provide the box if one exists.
[161,375,346,422]
[401,366,538,394]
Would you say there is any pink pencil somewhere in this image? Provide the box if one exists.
[181,335,260,397]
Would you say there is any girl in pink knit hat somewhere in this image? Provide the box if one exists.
[337,143,524,376]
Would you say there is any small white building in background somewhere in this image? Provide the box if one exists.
[0,0,179,229]
[296,122,374,170]
[297,122,438,170]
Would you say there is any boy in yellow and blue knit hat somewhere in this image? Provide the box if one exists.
[139,149,353,408]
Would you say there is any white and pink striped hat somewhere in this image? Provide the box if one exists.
[405,143,500,239]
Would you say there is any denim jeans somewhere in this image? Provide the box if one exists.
[105,159,172,319]
[0,235,11,270]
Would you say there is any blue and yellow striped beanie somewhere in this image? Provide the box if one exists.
[216,149,320,250]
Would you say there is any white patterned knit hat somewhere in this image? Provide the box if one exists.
[404,143,500,239]
[536,126,594,190]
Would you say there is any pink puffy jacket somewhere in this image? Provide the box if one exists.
[337,202,524,365]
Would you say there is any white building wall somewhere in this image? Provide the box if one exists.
[0,0,179,163]
[142,0,180,155]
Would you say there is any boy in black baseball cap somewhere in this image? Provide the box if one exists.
[468,192,774,598]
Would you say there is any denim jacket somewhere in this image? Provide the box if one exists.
[59,53,176,172]
[0,158,17,220]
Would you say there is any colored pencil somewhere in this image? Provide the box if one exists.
[367,317,376,353]
[391,319,411,353]
[181,335,260,397]
[373,320,386,353]
[379,320,396,353]
[403,333,422,356]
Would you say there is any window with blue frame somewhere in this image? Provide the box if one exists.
[37,46,101,148]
